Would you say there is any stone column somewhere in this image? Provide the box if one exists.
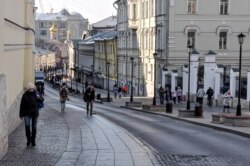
[247,71,250,101]
[230,68,238,97]
[171,71,178,92]
[204,51,217,92]
[161,70,168,88]
[214,66,224,100]
[190,53,199,94]
[182,65,188,96]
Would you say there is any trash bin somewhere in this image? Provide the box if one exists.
[166,102,173,113]
[97,93,101,100]
[195,104,203,117]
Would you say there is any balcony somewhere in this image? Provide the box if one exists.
[128,19,138,29]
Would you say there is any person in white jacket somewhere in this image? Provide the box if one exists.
[223,90,233,113]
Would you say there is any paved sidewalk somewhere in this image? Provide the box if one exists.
[94,88,250,138]
[0,89,165,166]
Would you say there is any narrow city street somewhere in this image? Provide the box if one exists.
[1,84,250,166]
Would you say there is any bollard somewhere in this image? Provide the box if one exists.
[97,93,101,100]
[195,104,203,117]
[166,102,173,113]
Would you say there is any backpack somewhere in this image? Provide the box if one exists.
[60,89,67,98]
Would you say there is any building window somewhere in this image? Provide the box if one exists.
[145,1,148,18]
[220,0,228,15]
[132,4,137,19]
[39,22,47,28]
[141,2,145,18]
[59,23,67,28]
[188,0,196,14]
[40,30,47,35]
[187,31,195,48]
[219,31,227,50]
[150,0,154,17]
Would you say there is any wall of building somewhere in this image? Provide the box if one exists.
[0,0,35,159]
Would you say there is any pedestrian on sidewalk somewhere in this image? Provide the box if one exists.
[158,86,165,105]
[84,83,95,116]
[122,84,128,97]
[196,87,205,106]
[206,87,214,107]
[172,90,177,104]
[223,89,233,113]
[19,82,43,147]
[165,86,172,102]
[59,83,69,112]
[113,83,118,98]
[176,87,183,103]
[118,84,122,98]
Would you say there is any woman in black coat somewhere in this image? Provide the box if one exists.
[19,82,42,147]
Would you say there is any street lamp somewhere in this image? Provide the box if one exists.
[236,32,246,116]
[187,43,193,110]
[130,57,134,102]
[107,62,110,102]
[153,53,157,105]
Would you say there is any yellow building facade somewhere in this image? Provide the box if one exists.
[0,0,35,159]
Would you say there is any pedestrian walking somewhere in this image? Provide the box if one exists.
[122,84,128,97]
[158,86,165,105]
[206,87,214,107]
[223,90,233,113]
[59,82,69,112]
[196,87,205,106]
[176,87,183,103]
[172,90,177,104]
[84,83,95,116]
[118,85,122,98]
[19,82,43,147]
[113,84,118,98]
[165,86,172,102]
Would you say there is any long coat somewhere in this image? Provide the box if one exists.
[19,91,40,117]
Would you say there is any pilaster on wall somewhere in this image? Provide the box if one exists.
[0,75,8,159]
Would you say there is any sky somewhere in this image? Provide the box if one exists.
[35,0,117,23]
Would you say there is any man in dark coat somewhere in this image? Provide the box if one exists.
[19,82,42,147]
[84,83,95,115]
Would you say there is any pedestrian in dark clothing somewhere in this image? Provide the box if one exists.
[165,86,172,102]
[118,85,122,98]
[59,83,69,112]
[19,82,43,147]
[206,87,214,107]
[113,84,118,98]
[158,86,165,105]
[36,84,44,96]
[84,83,95,116]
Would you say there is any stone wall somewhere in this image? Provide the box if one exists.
[0,75,7,159]
[0,75,22,159]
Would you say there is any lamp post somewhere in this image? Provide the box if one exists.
[187,43,193,110]
[236,32,246,116]
[153,53,157,105]
[107,62,110,102]
[138,58,141,96]
[130,57,134,102]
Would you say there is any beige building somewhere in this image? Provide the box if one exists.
[0,0,35,159]
[115,0,156,97]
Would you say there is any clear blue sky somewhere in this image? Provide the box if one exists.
[35,0,117,23]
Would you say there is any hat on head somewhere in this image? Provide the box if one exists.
[26,82,35,90]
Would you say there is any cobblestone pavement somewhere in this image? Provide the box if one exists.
[0,87,165,166]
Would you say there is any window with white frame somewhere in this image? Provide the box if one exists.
[187,0,196,14]
[220,0,228,15]
[145,1,148,18]
[187,31,195,49]
[219,31,227,50]
[150,0,154,17]
[132,4,137,19]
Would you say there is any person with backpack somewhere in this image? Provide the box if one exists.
[83,83,95,116]
[59,82,69,112]
[19,82,43,147]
